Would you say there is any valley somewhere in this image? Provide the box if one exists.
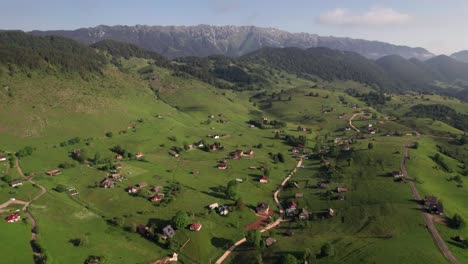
[0,32,466,264]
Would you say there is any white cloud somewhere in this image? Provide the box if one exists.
[318,7,412,27]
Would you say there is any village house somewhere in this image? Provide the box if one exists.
[100,178,114,188]
[259,175,268,183]
[0,155,6,162]
[208,203,219,210]
[210,144,218,151]
[46,169,62,176]
[191,170,200,175]
[336,194,345,201]
[115,154,123,160]
[260,165,268,171]
[298,208,310,220]
[244,149,254,156]
[230,150,244,160]
[162,225,175,239]
[169,151,179,158]
[135,152,144,159]
[9,180,22,187]
[327,208,335,218]
[151,186,163,193]
[217,163,227,169]
[110,173,122,179]
[317,183,328,189]
[343,145,351,151]
[265,237,277,247]
[256,202,270,215]
[5,213,20,223]
[151,193,165,202]
[336,187,349,193]
[392,170,404,178]
[114,164,123,170]
[425,196,444,215]
[217,205,229,215]
[189,223,202,231]
[291,148,299,153]
[295,193,304,198]
[128,182,147,193]
[136,224,149,236]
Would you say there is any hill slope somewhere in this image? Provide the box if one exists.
[451,50,468,63]
[29,24,434,59]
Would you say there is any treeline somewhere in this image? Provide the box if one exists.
[406,104,468,131]
[0,31,105,77]
[240,47,393,90]
[91,39,170,67]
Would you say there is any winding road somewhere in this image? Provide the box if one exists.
[401,141,459,264]
[214,158,303,264]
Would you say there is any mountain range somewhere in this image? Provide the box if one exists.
[30,24,435,60]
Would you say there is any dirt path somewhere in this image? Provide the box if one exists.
[349,113,361,132]
[214,158,303,264]
[401,141,459,264]
[13,158,47,252]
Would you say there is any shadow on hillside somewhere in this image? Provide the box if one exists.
[211,237,234,249]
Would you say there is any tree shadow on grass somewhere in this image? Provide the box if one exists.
[211,237,234,249]
[201,191,225,199]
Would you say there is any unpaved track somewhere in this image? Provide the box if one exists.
[214,158,303,264]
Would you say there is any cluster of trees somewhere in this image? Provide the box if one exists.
[407,104,468,131]
[271,152,285,163]
[432,153,452,172]
[59,137,81,147]
[0,32,105,77]
[247,119,286,129]
[284,134,307,147]
[15,146,33,158]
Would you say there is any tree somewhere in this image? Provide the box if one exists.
[54,184,68,193]
[413,141,419,149]
[449,214,465,229]
[320,242,335,257]
[245,229,261,248]
[280,254,298,264]
[105,132,113,138]
[225,180,239,200]
[347,158,353,166]
[172,211,190,230]
[235,198,245,210]
[368,142,374,150]
[277,152,285,163]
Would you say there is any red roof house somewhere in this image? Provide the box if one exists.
[189,223,202,231]
[217,163,227,169]
[259,175,268,183]
[5,213,20,223]
[115,154,123,160]
[0,155,7,162]
[135,152,144,159]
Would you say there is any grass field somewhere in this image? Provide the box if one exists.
[0,56,466,263]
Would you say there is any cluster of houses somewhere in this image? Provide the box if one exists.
[128,182,148,194]
[100,171,125,188]
[229,149,254,160]
[424,195,444,215]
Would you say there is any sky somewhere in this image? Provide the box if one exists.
[1,0,467,54]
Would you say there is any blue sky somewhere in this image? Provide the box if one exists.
[1,0,467,54]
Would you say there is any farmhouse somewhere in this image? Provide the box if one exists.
[5,213,20,223]
[425,196,444,215]
[217,163,227,169]
[208,203,219,210]
[115,154,123,160]
[114,164,123,169]
[151,186,163,193]
[162,225,175,239]
[259,175,268,183]
[217,205,229,215]
[244,149,254,156]
[210,144,218,151]
[298,208,309,220]
[337,187,349,193]
[189,223,202,231]
[46,169,62,176]
[100,178,114,188]
[256,202,270,215]
[392,170,404,178]
[169,151,179,158]
[9,180,23,187]
[0,155,6,162]
[135,152,144,159]
[230,150,243,160]
[151,193,165,202]
[110,173,122,179]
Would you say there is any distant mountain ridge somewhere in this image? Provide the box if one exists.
[29,24,434,60]
[451,50,468,63]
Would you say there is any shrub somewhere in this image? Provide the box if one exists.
[320,242,335,257]
[449,214,465,229]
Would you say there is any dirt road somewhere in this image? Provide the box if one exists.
[401,141,459,264]
[214,158,303,264]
